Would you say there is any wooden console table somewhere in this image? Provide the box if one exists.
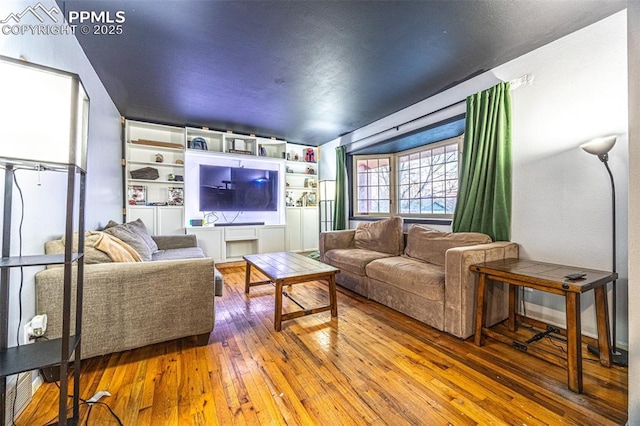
[244,252,339,331]
[472,259,615,393]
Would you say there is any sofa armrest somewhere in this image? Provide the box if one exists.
[444,242,519,339]
[319,230,356,262]
[35,257,214,359]
[152,234,197,250]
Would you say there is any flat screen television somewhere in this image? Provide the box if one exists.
[199,164,279,211]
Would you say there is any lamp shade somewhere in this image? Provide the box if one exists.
[580,135,616,156]
[0,56,89,170]
[319,180,336,201]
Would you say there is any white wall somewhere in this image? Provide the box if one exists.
[0,0,122,355]
[627,1,639,422]
[320,12,628,347]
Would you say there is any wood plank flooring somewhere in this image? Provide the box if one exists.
[17,265,628,425]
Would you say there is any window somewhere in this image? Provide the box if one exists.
[397,140,459,217]
[352,135,461,219]
[354,156,392,215]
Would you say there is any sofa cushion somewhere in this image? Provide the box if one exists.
[103,219,156,261]
[324,248,394,276]
[94,232,142,262]
[404,226,492,267]
[354,217,404,255]
[366,256,445,301]
[152,247,205,261]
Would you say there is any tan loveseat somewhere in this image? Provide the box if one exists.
[35,219,219,360]
[320,217,518,339]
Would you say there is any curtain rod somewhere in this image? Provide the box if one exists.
[343,98,466,147]
[342,75,532,148]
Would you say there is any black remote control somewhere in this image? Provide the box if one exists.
[564,272,586,280]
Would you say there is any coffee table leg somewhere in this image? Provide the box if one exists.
[474,273,488,346]
[329,274,338,317]
[566,292,583,393]
[244,262,252,293]
[275,281,283,331]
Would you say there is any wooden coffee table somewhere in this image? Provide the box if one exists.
[472,258,615,393]
[244,252,340,331]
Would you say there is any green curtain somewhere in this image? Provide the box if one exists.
[452,81,512,241]
[333,145,347,230]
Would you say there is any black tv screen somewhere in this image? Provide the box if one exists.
[199,165,279,211]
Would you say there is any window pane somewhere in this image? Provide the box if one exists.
[433,181,444,197]
[368,172,379,186]
[357,160,368,172]
[367,159,379,169]
[379,200,390,213]
[368,200,379,212]
[358,187,368,199]
[433,198,445,213]
[432,147,445,164]
[446,161,458,179]
[445,198,457,214]
[368,186,378,199]
[358,172,367,186]
[379,185,389,199]
[432,163,445,180]
[421,198,433,214]
[358,200,368,212]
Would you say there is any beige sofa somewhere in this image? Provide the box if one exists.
[320,217,519,339]
[35,219,219,360]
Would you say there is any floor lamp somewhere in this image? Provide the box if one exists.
[580,135,628,367]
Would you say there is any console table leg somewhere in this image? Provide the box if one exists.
[508,283,518,332]
[594,286,612,367]
[474,273,488,346]
[566,292,583,393]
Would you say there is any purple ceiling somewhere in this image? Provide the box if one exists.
[58,1,625,145]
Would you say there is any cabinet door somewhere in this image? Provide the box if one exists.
[128,206,156,234]
[259,226,286,253]
[157,206,184,235]
[302,207,319,251]
[188,229,225,263]
[286,208,302,252]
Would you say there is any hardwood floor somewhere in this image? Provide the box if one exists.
[17,265,628,425]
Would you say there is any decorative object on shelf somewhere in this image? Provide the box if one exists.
[287,152,291,160]
[155,153,164,163]
[128,185,147,205]
[306,192,317,206]
[168,187,184,206]
[175,159,184,165]
[258,144,267,156]
[282,152,286,159]
[305,148,315,163]
[130,166,160,180]
[147,202,168,206]
[174,174,184,182]
[294,153,299,161]
[286,166,294,173]
[306,167,315,175]
[304,178,310,188]
[167,173,175,181]
[580,134,627,367]
[189,137,208,150]
[286,192,294,207]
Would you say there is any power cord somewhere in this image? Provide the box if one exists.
[46,381,124,426]
[11,171,26,426]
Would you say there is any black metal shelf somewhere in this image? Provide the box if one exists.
[0,336,80,377]
[0,254,83,268]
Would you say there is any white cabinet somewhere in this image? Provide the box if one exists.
[188,225,285,263]
[125,120,185,234]
[128,206,184,236]
[286,207,319,252]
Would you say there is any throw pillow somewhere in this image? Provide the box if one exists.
[104,219,157,253]
[354,216,404,255]
[94,232,143,262]
[103,221,153,261]
[404,225,492,266]
[60,231,112,264]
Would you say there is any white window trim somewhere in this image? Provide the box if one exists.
[352,135,463,219]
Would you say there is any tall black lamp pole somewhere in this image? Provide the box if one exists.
[580,135,628,367]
